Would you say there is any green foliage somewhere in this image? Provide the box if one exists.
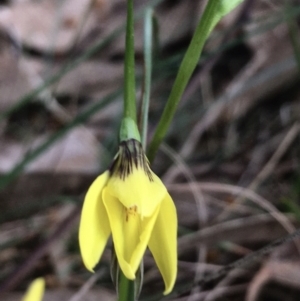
[147,0,245,162]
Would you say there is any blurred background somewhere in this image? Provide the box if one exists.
[0,0,300,300]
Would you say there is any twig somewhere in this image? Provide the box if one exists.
[171,227,300,299]
[68,270,105,301]
[0,207,80,294]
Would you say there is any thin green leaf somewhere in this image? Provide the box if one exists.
[140,8,154,148]
[0,90,121,191]
[147,0,244,161]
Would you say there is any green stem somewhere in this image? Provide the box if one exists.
[124,0,137,122]
[119,0,141,142]
[118,272,136,301]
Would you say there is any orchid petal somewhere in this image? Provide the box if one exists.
[22,278,45,301]
[107,167,166,217]
[103,189,161,279]
[79,171,110,272]
[148,193,177,295]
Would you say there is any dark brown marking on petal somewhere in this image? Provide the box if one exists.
[110,139,153,181]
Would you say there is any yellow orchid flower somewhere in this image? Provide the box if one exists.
[79,139,177,294]
[22,278,45,301]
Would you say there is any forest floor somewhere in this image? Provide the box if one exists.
[0,0,300,300]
